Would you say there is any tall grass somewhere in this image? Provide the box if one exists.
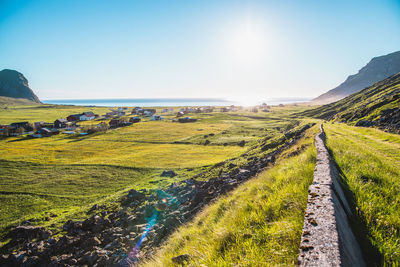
[325,123,400,265]
[143,127,317,266]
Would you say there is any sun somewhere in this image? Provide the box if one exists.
[227,19,269,64]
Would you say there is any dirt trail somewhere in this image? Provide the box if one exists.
[298,124,365,266]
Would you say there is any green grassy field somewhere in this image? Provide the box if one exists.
[0,104,310,246]
[0,104,111,124]
[324,123,400,265]
[143,125,318,266]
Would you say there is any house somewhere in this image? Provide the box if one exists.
[129,117,141,123]
[131,107,142,114]
[203,107,214,113]
[105,111,118,118]
[118,107,128,111]
[54,119,68,128]
[109,119,122,128]
[150,115,163,121]
[34,121,45,129]
[229,105,237,112]
[5,126,23,136]
[176,111,185,117]
[178,117,197,123]
[143,109,156,116]
[0,125,15,136]
[117,111,126,117]
[10,122,33,131]
[34,121,54,129]
[33,128,52,138]
[161,108,173,113]
[65,122,77,131]
[67,114,81,122]
[79,112,96,121]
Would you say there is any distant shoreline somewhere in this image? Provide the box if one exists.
[42,97,311,107]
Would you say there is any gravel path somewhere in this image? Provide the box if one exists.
[298,124,365,266]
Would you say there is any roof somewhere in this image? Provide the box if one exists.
[40,128,52,133]
[55,118,68,123]
[10,122,29,125]
[83,112,95,116]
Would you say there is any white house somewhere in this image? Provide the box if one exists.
[150,115,163,121]
[79,112,96,121]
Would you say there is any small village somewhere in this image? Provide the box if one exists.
[0,104,271,138]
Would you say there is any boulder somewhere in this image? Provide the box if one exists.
[7,226,51,242]
[238,140,246,147]
[160,170,177,177]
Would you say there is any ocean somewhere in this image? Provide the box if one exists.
[42,98,311,107]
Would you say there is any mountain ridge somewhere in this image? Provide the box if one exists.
[313,51,400,104]
[0,69,41,103]
[303,72,400,133]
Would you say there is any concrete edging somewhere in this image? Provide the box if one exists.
[298,124,365,266]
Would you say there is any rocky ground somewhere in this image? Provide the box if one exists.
[355,107,400,134]
[0,124,313,267]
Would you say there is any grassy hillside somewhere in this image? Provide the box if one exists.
[0,161,160,238]
[143,126,318,266]
[302,72,400,132]
[324,123,400,264]
[0,96,40,106]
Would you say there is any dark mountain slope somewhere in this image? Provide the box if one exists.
[0,69,41,103]
[303,72,400,133]
[313,51,400,104]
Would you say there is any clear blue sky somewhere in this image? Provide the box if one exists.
[1,0,399,102]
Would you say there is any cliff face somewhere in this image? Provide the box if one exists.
[313,51,400,104]
[0,69,41,103]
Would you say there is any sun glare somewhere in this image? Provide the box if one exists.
[227,18,269,64]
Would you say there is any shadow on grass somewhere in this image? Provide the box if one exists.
[6,136,35,143]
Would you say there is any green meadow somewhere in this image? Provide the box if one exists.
[0,104,309,244]
[324,123,400,265]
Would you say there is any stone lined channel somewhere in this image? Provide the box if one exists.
[298,124,365,266]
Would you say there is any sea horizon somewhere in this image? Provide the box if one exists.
[42,97,311,107]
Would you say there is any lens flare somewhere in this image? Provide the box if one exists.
[120,212,158,266]
[120,190,183,266]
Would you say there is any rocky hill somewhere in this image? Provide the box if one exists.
[313,51,400,104]
[0,69,41,103]
[303,72,400,133]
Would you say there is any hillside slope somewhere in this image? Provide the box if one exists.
[144,127,318,266]
[303,72,400,133]
[0,96,39,106]
[0,69,41,103]
[313,51,400,104]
